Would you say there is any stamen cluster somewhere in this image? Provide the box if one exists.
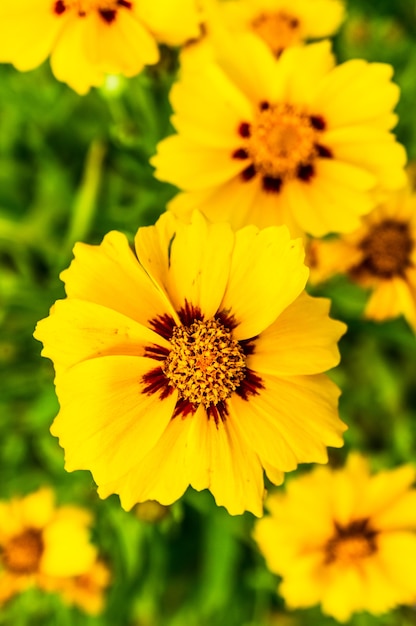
[163,318,246,407]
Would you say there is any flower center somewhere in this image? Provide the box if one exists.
[1,529,44,574]
[54,0,132,20]
[247,103,321,180]
[325,519,377,566]
[359,219,413,278]
[162,318,246,407]
[251,11,302,55]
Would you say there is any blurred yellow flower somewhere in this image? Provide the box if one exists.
[308,187,416,330]
[43,559,111,615]
[217,0,345,56]
[34,211,346,517]
[254,454,416,622]
[152,37,406,237]
[0,0,201,94]
[0,488,97,604]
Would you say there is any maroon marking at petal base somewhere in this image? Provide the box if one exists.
[263,176,282,193]
[142,367,173,399]
[241,164,257,181]
[216,310,239,332]
[99,8,117,22]
[259,101,270,110]
[54,0,66,14]
[173,398,197,419]
[297,163,315,181]
[178,301,204,326]
[117,0,132,7]
[240,337,257,357]
[310,115,326,130]
[207,402,229,426]
[148,314,176,340]
[236,368,264,400]
[144,344,170,361]
[238,122,251,138]
[316,144,333,158]
[232,148,249,160]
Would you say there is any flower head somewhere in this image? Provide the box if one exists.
[0,0,201,94]
[34,211,346,516]
[43,559,111,615]
[152,37,406,237]
[0,488,97,604]
[308,186,416,330]
[254,454,416,621]
[217,0,345,56]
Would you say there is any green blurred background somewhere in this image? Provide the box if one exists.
[0,1,416,624]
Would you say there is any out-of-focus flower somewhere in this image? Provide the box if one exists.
[34,211,346,517]
[308,187,416,330]
[152,37,406,237]
[217,0,345,56]
[135,501,170,523]
[0,1,201,94]
[0,488,97,604]
[254,454,416,622]
[43,559,111,615]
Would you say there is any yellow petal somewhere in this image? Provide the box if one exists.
[51,355,178,485]
[250,292,345,376]
[60,230,175,326]
[35,298,170,373]
[220,225,308,339]
[136,211,234,319]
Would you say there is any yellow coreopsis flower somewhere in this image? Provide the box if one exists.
[152,37,406,237]
[0,488,97,604]
[43,559,111,615]
[308,187,416,330]
[217,0,345,56]
[254,455,416,622]
[0,0,201,94]
[34,211,346,517]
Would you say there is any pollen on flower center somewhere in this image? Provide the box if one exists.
[247,103,323,180]
[251,11,302,55]
[359,219,413,278]
[325,519,377,566]
[162,318,246,407]
[2,529,44,574]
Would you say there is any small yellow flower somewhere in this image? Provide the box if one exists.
[0,488,97,604]
[217,0,345,56]
[34,211,346,517]
[309,186,416,330]
[0,0,201,94]
[254,455,416,622]
[43,559,111,615]
[152,37,406,237]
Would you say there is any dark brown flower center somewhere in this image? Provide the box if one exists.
[233,103,332,193]
[325,518,378,565]
[162,318,246,407]
[1,529,44,574]
[143,304,264,424]
[251,11,302,56]
[357,219,413,278]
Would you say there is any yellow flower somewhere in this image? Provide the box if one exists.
[0,488,97,604]
[152,37,406,237]
[43,559,111,615]
[217,0,345,56]
[34,211,346,517]
[254,454,416,622]
[308,187,416,330]
[0,0,201,94]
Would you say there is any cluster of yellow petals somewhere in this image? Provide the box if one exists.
[0,488,109,614]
